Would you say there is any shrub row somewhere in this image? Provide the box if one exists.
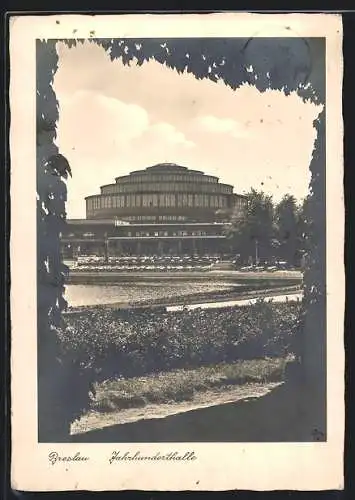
[57,299,302,381]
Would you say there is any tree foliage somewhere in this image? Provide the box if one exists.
[227,189,275,263]
[36,36,326,439]
[226,190,311,267]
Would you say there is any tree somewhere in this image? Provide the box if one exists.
[274,194,299,265]
[37,153,96,441]
[226,189,275,264]
[295,196,312,268]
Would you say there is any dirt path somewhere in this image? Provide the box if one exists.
[71,382,282,436]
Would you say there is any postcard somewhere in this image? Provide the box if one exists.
[10,12,344,491]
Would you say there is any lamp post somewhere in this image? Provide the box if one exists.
[104,232,109,263]
[255,238,259,265]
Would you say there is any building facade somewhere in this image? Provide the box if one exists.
[61,163,247,258]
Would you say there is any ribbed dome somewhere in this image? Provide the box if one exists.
[129,163,204,176]
[85,163,245,223]
[146,163,187,171]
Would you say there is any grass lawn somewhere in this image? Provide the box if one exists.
[92,357,290,413]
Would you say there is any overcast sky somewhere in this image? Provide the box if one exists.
[53,41,323,219]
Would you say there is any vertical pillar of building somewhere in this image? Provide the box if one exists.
[137,240,141,256]
[116,241,121,256]
[229,243,233,257]
[158,240,163,256]
[192,238,196,256]
[177,239,182,255]
[104,233,109,262]
[201,239,205,256]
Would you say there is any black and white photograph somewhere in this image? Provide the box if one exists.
[10,13,344,491]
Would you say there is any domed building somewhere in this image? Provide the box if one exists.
[86,163,244,223]
[61,163,247,258]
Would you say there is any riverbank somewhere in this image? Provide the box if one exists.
[65,269,303,285]
[166,290,302,311]
[59,293,302,441]
[64,283,302,313]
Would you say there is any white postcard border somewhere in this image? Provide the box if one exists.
[10,13,344,491]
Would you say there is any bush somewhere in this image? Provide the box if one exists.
[57,300,302,383]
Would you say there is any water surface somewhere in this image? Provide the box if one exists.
[65,282,236,307]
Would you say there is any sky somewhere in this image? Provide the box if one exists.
[53,41,323,219]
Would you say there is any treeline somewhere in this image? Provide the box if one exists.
[226,189,311,267]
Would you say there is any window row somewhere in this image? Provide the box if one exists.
[234,197,246,204]
[117,174,218,184]
[123,215,187,222]
[88,194,230,210]
[129,231,209,237]
[101,183,232,194]
[233,198,248,208]
[62,229,215,238]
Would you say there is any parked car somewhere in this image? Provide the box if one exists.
[254,266,265,271]
[276,260,288,270]
[240,266,254,272]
